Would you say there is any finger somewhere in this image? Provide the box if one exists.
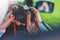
[12,20,26,26]
[20,23,26,25]
[14,20,20,25]
[30,7,38,13]
[6,16,14,25]
[27,11,31,19]
[10,14,14,17]
[4,11,12,21]
[12,20,21,26]
[27,11,32,31]
[9,16,15,22]
[6,11,12,18]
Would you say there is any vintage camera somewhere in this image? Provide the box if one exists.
[12,4,35,24]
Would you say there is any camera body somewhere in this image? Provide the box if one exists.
[12,4,35,24]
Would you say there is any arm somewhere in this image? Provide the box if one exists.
[27,11,32,33]
[0,11,15,37]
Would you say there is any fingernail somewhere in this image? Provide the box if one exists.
[10,14,13,16]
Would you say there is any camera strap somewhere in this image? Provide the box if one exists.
[14,24,16,36]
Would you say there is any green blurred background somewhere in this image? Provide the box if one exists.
[39,0,60,28]
[17,0,60,29]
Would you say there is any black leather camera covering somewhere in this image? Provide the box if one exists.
[12,5,35,24]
